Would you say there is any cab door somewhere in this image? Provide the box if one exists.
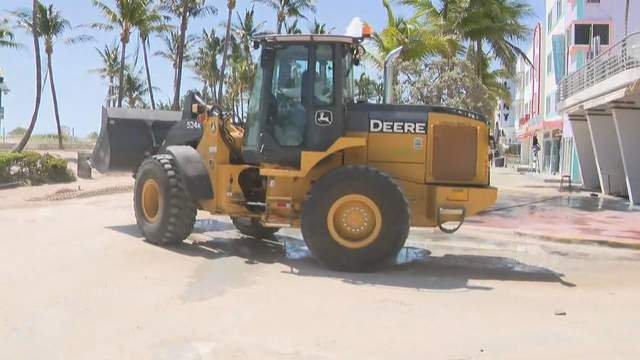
[303,44,346,151]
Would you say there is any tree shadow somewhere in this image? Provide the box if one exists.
[109,222,576,291]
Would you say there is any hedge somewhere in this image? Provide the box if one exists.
[0,152,75,185]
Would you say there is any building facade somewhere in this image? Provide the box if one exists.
[516,0,638,181]
[515,22,546,169]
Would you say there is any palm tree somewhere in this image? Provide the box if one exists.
[309,18,333,34]
[91,0,148,107]
[92,42,121,107]
[154,29,198,96]
[401,0,532,78]
[13,0,42,153]
[39,3,70,149]
[136,0,169,110]
[253,0,316,35]
[218,0,236,104]
[123,68,150,108]
[370,0,457,68]
[284,19,302,34]
[160,0,216,110]
[192,28,221,102]
[13,3,91,149]
[0,18,20,48]
[233,6,265,56]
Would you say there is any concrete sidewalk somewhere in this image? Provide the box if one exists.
[467,168,640,248]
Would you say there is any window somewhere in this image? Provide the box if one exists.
[271,45,309,147]
[547,53,553,74]
[314,45,335,106]
[548,12,553,31]
[556,0,562,21]
[575,24,591,45]
[587,0,600,3]
[244,63,264,149]
[574,24,610,46]
[546,92,556,116]
[343,46,355,104]
[593,24,610,45]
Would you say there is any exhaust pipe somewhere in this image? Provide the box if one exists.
[383,46,403,104]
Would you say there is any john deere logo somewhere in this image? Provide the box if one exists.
[315,110,333,126]
[370,119,427,134]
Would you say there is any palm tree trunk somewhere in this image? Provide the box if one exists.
[142,37,156,110]
[240,85,244,122]
[47,52,63,149]
[218,3,235,103]
[173,10,189,110]
[475,40,483,82]
[13,0,42,153]
[117,39,127,107]
[107,76,114,107]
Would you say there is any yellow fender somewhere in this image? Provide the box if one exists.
[260,137,367,178]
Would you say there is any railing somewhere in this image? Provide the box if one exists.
[557,32,640,104]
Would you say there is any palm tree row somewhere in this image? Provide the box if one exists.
[1,0,530,151]
[9,2,88,149]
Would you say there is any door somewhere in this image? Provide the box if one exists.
[303,44,345,151]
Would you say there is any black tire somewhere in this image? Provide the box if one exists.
[232,217,280,239]
[134,154,197,245]
[301,166,410,272]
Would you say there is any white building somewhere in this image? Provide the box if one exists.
[545,0,640,181]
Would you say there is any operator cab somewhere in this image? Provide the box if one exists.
[242,35,363,167]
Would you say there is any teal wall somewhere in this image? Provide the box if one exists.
[576,0,585,19]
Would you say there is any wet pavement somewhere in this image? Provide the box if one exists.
[469,169,640,242]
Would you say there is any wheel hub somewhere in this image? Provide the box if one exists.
[141,179,161,223]
[327,194,382,249]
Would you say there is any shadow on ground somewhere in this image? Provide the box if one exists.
[109,219,576,291]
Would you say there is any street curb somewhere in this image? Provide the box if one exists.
[464,225,640,251]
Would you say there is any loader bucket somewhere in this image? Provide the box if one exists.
[92,107,181,173]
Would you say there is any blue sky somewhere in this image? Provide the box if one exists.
[0,0,545,136]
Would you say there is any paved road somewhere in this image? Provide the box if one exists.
[1,193,640,359]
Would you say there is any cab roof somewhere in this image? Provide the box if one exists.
[255,34,361,45]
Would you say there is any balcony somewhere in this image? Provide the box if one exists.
[558,32,640,112]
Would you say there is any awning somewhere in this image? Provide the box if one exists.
[516,119,563,140]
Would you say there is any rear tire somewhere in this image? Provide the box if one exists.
[301,166,410,272]
[232,217,280,239]
[134,154,197,245]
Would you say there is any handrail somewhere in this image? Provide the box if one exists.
[557,32,640,105]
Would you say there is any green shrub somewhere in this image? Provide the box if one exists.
[0,152,75,185]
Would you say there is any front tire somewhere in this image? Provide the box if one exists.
[134,155,197,245]
[301,166,410,272]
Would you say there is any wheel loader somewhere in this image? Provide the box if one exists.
[93,33,497,271]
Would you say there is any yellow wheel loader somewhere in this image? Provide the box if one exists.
[93,34,497,271]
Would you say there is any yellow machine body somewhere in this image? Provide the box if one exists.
[195,111,497,230]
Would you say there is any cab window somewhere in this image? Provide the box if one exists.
[271,45,309,147]
[314,45,335,106]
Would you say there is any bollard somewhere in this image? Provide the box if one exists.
[77,151,92,179]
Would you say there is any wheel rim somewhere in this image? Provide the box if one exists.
[327,194,382,249]
[141,179,162,223]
